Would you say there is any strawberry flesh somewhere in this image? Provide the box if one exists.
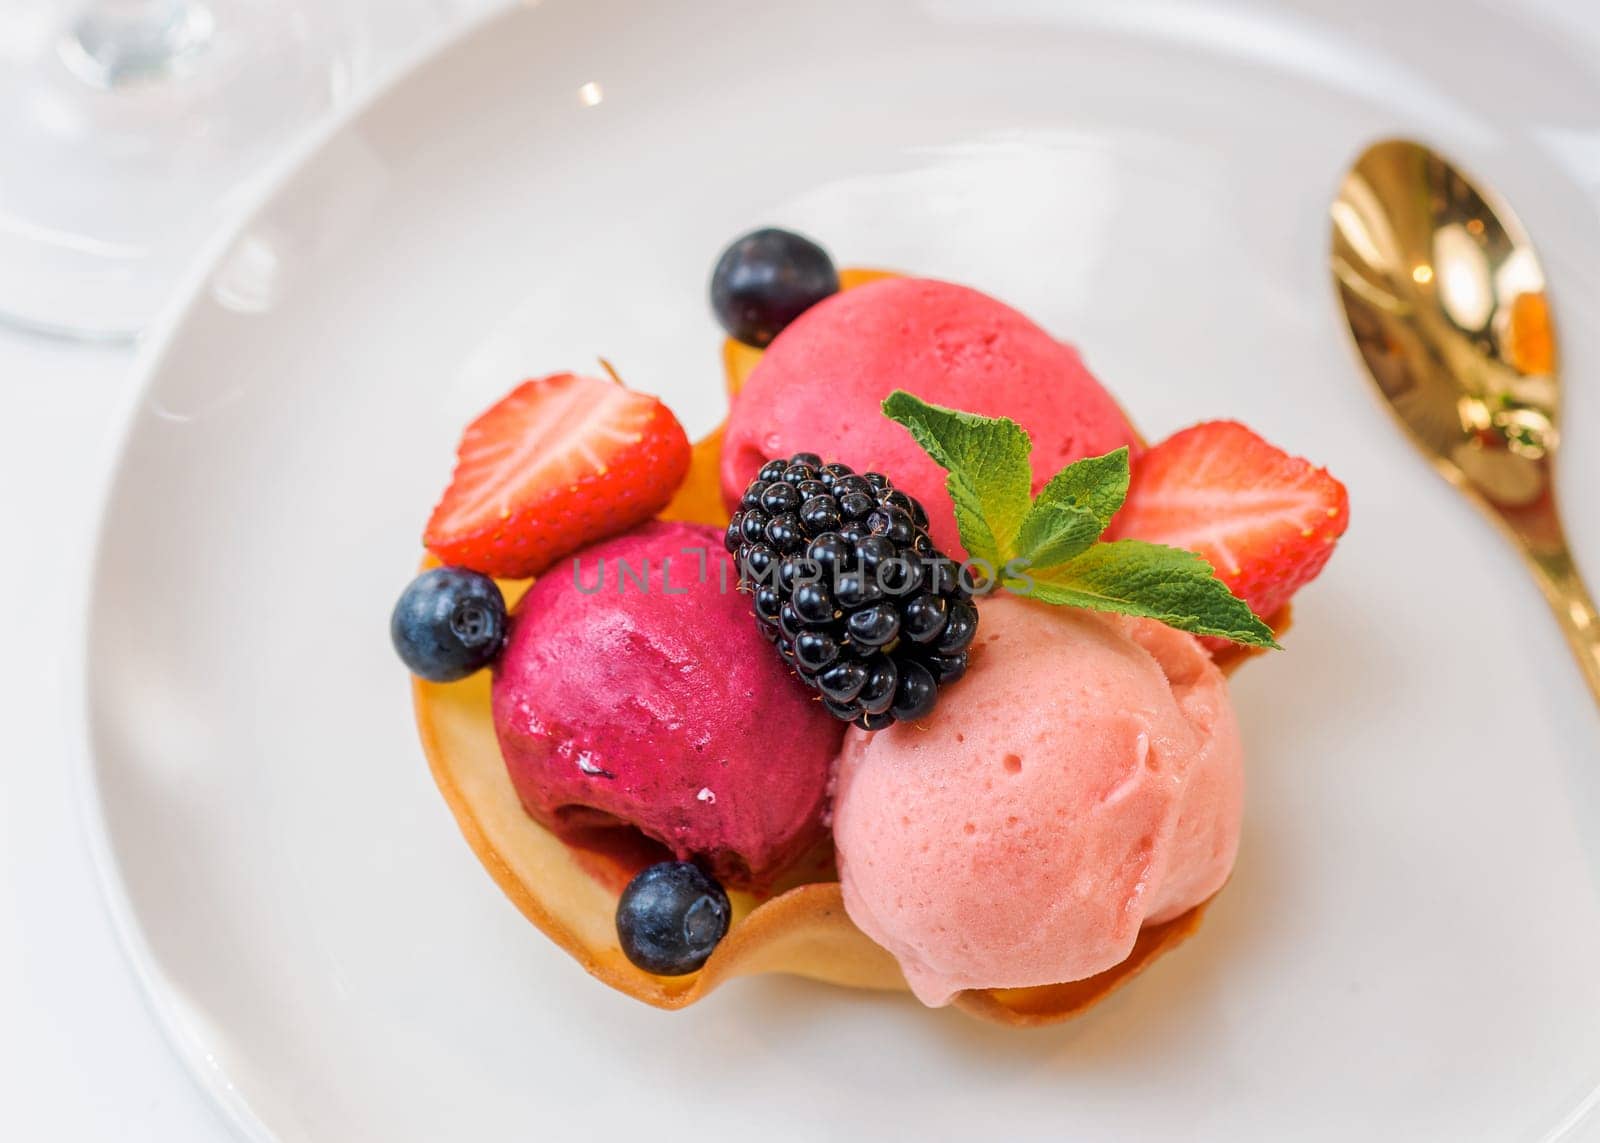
[425,373,691,579]
[1109,420,1349,629]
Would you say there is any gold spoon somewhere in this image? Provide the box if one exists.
[1331,137,1600,702]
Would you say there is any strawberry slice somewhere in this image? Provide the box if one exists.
[425,373,691,579]
[1108,420,1349,626]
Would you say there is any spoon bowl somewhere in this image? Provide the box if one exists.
[1332,138,1600,699]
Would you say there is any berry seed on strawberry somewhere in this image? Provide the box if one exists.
[424,372,691,579]
[1108,420,1350,626]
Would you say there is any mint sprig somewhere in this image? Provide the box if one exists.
[881,391,1278,649]
[1017,542,1276,645]
[879,391,1031,567]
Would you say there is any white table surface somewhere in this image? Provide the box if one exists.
[6,1,1600,1139]
[0,337,230,1141]
[0,5,502,1139]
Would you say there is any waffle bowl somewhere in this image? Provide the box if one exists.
[411,270,1286,1026]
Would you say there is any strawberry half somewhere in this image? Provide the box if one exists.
[425,373,692,579]
[1108,420,1349,626]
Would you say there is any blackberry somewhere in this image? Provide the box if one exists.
[725,453,976,729]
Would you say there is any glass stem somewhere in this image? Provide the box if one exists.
[61,0,214,88]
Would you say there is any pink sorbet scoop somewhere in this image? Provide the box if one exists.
[719,277,1141,558]
[832,594,1243,1006]
[492,520,844,889]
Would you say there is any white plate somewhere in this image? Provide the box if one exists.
[82,1,1600,1139]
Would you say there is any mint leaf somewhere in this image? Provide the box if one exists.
[881,390,1032,566]
[1015,540,1279,648]
[878,395,1277,649]
[1030,447,1130,533]
[1012,502,1103,567]
[1012,447,1131,567]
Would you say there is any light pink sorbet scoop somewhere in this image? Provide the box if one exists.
[832,593,1243,1006]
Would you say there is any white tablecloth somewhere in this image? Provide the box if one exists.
[0,338,230,1140]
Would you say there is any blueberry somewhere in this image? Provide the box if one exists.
[847,603,901,648]
[391,567,508,683]
[890,658,938,722]
[616,862,731,975]
[709,228,840,348]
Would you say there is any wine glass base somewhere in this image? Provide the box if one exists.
[0,1,369,341]
[60,1,217,89]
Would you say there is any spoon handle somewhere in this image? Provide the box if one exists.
[1527,547,1600,706]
